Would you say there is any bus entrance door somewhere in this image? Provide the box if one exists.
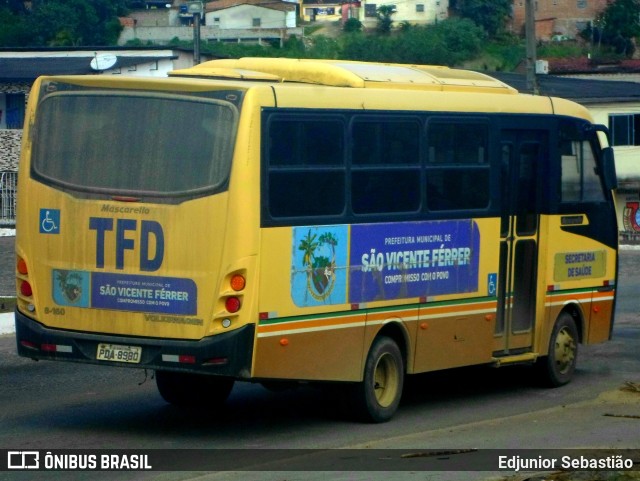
[494,130,547,356]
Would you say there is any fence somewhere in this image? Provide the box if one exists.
[0,171,17,227]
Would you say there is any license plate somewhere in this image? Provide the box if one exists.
[96,343,142,364]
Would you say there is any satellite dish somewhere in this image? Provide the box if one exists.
[90,53,118,71]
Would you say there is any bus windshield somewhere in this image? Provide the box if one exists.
[31,86,239,199]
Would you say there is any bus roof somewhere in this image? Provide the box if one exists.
[169,57,518,94]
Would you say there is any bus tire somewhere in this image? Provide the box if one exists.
[155,370,234,407]
[350,336,404,423]
[537,312,579,387]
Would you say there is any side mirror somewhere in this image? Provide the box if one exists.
[601,146,617,191]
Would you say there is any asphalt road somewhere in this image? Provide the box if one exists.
[0,247,639,481]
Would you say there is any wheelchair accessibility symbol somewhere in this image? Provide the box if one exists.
[39,209,60,234]
[487,273,497,297]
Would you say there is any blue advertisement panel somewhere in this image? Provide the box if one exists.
[291,225,348,307]
[349,220,480,303]
[91,273,197,315]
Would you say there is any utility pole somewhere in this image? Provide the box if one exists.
[525,0,538,95]
[187,2,203,66]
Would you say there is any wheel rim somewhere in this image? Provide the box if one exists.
[554,327,576,374]
[373,352,399,408]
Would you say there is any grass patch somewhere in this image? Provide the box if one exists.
[0,297,16,313]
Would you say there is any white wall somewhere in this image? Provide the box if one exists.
[205,5,288,29]
[101,58,175,77]
[359,0,448,27]
[587,102,640,239]
[588,103,640,184]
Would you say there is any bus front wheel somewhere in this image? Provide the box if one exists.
[350,336,404,423]
[155,370,234,407]
[537,312,579,387]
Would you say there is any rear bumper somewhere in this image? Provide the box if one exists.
[14,309,254,378]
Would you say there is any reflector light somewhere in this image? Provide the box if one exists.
[179,355,196,364]
[40,343,72,353]
[111,196,141,203]
[204,357,228,366]
[17,258,28,275]
[230,274,246,292]
[20,340,38,350]
[225,296,241,313]
[20,281,32,297]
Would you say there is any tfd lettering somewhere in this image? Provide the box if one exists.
[89,217,164,271]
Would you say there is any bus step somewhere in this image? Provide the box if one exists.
[491,353,539,367]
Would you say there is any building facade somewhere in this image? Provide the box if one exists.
[357,0,449,28]
[510,0,608,40]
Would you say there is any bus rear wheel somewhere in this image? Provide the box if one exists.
[155,371,234,407]
[350,336,404,423]
[537,312,579,387]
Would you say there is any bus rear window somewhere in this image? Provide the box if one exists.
[31,90,239,199]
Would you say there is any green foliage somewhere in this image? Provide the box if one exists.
[474,36,525,71]
[0,0,126,46]
[601,0,640,39]
[306,35,340,59]
[595,0,640,56]
[0,7,30,46]
[537,41,587,59]
[376,5,395,35]
[452,0,512,37]
[340,17,485,66]
[343,17,363,33]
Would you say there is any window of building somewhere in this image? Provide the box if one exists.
[364,4,377,17]
[253,17,261,27]
[416,4,424,12]
[0,93,26,130]
[577,0,587,8]
[609,113,640,146]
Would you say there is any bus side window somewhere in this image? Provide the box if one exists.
[426,120,490,211]
[560,138,606,203]
[266,117,345,218]
[351,118,421,214]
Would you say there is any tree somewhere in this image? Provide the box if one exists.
[452,0,511,37]
[0,7,30,46]
[598,0,640,56]
[391,18,485,66]
[0,0,127,46]
[343,17,363,33]
[376,5,395,34]
[340,17,485,66]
